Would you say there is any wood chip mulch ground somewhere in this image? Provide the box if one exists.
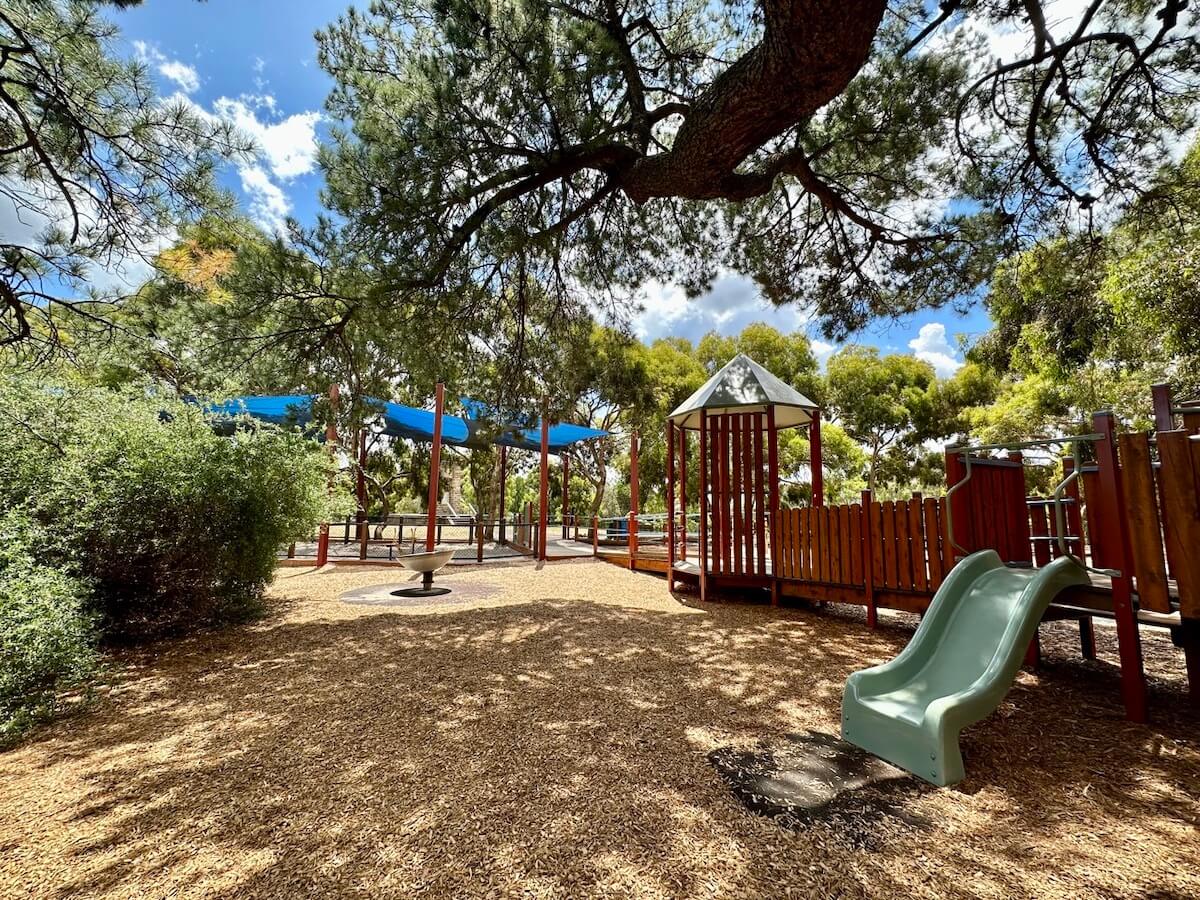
[1,560,1198,899]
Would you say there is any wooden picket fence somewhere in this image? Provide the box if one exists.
[774,493,950,617]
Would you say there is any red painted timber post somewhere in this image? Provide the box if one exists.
[810,409,824,507]
[561,452,570,540]
[629,430,640,566]
[862,489,877,628]
[426,383,445,552]
[1152,383,1174,433]
[317,383,341,568]
[538,411,550,561]
[698,410,709,602]
[1093,410,1148,722]
[679,425,688,562]
[666,420,676,590]
[498,444,508,545]
[767,406,781,605]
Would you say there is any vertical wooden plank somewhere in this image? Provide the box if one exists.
[895,498,913,590]
[797,507,808,580]
[829,506,842,584]
[666,421,676,589]
[1158,430,1200,619]
[778,505,791,579]
[924,497,943,589]
[882,502,898,589]
[1118,432,1170,613]
[1093,411,1148,723]
[720,416,732,574]
[755,414,766,574]
[678,426,688,562]
[766,406,780,604]
[849,503,863,587]
[731,415,743,575]
[740,413,750,573]
[709,416,721,574]
[819,505,832,583]
[871,501,885,588]
[839,504,853,585]
[909,494,927,592]
[699,410,709,600]
[861,492,876,627]
[1080,468,1107,567]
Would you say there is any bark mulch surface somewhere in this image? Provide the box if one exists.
[2,560,1197,899]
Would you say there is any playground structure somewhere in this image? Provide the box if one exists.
[246,362,1199,732]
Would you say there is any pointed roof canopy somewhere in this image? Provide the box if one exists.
[668,353,818,430]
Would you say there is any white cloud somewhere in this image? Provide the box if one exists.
[633,274,812,344]
[134,40,200,94]
[237,164,291,234]
[811,339,837,368]
[212,95,320,181]
[908,322,963,378]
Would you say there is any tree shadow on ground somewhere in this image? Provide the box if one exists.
[2,574,1198,899]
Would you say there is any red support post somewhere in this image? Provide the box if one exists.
[810,409,824,507]
[538,412,550,561]
[679,425,688,562]
[498,444,508,545]
[861,489,877,628]
[425,383,445,552]
[1152,383,1174,433]
[666,420,676,590]
[767,406,780,605]
[561,452,570,539]
[698,410,709,602]
[629,431,640,563]
[1093,411,1148,722]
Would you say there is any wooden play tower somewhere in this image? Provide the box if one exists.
[665,354,823,601]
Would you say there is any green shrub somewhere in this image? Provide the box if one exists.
[0,512,97,746]
[0,378,339,641]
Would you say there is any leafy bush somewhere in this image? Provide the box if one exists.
[0,378,339,641]
[0,512,97,746]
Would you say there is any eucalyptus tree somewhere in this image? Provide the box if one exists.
[317,0,1199,338]
[1,1,246,358]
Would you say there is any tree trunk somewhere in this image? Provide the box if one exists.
[622,0,887,203]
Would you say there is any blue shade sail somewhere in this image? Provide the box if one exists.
[205,395,608,453]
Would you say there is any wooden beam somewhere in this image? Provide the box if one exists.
[538,411,550,560]
[810,409,824,507]
[1152,383,1174,433]
[666,421,676,590]
[1093,411,1148,723]
[699,410,709,602]
[426,383,445,552]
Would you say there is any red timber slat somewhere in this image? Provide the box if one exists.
[1118,432,1170,613]
[861,494,877,627]
[909,495,927,592]
[731,415,743,575]
[828,506,841,583]
[720,416,732,573]
[895,498,913,590]
[870,501,885,588]
[1080,468,1108,567]
[839,505,853,584]
[705,417,715,573]
[849,503,863,586]
[739,420,748,573]
[776,506,789,579]
[882,502,898,588]
[754,414,766,573]
[1158,431,1200,620]
[795,507,807,580]
[818,505,831,583]
[924,497,943,588]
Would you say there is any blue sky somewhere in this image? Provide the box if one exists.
[113,0,993,377]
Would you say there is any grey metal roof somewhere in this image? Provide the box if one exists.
[668,353,818,430]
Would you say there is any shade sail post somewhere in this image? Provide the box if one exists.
[426,383,445,552]
[538,412,550,561]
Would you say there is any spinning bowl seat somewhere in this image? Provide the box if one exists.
[392,545,456,596]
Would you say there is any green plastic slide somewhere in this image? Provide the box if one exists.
[841,550,1089,786]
